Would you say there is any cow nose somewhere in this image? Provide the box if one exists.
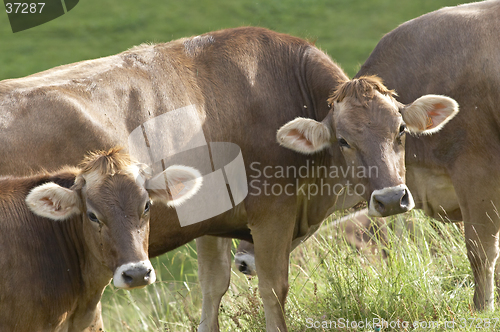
[113,260,156,289]
[234,253,256,276]
[121,268,152,287]
[368,184,415,217]
[238,261,250,274]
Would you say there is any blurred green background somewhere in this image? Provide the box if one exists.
[1,0,464,81]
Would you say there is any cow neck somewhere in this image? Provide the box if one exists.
[405,134,444,169]
[55,215,111,317]
[292,149,358,239]
[301,46,349,122]
[148,207,211,257]
[296,47,318,120]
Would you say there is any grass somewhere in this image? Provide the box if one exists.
[0,0,464,79]
[102,211,500,331]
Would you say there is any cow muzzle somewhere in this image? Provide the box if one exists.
[368,184,415,217]
[235,252,257,276]
[113,260,156,289]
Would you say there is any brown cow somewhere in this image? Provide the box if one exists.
[241,1,500,312]
[0,27,458,331]
[0,148,202,331]
[356,0,500,310]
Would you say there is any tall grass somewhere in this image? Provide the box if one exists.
[102,211,499,331]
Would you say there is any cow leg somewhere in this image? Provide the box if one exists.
[452,163,500,310]
[84,301,104,331]
[496,259,500,303]
[197,236,232,332]
[463,220,500,310]
[250,209,295,332]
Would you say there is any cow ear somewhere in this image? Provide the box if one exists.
[276,117,331,154]
[146,165,202,207]
[26,182,81,221]
[401,95,459,134]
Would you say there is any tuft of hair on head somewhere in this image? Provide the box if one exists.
[328,75,397,107]
[73,147,142,189]
[78,147,133,177]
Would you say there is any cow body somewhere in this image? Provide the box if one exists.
[0,27,457,331]
[0,28,352,253]
[356,0,500,310]
[0,149,201,331]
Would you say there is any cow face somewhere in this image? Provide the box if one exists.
[277,76,458,217]
[26,149,202,289]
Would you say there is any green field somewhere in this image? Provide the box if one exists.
[2,0,491,331]
[1,0,464,79]
[102,211,498,332]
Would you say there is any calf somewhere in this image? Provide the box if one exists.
[0,148,201,331]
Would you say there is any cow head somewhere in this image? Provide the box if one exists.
[26,148,202,289]
[277,76,458,217]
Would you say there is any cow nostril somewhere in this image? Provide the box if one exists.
[401,189,410,208]
[238,261,248,273]
[144,269,152,281]
[122,271,134,285]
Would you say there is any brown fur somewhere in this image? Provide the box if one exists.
[0,150,152,331]
[73,147,143,192]
[328,75,396,106]
[78,147,132,177]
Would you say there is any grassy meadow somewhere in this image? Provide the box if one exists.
[103,211,500,331]
[2,0,493,331]
[1,0,465,79]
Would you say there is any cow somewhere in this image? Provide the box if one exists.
[0,27,458,331]
[355,0,500,311]
[236,1,500,313]
[235,209,388,276]
[0,148,202,331]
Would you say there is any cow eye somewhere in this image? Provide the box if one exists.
[144,200,151,214]
[87,211,100,223]
[338,138,350,148]
[399,124,407,136]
